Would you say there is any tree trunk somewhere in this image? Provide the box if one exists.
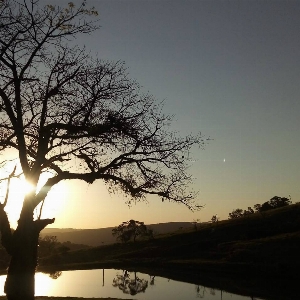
[4,221,39,300]
[0,188,55,300]
[2,209,55,300]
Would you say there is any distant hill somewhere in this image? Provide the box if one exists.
[42,228,82,234]
[40,222,192,247]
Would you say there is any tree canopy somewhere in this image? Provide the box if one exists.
[0,0,206,214]
[228,208,244,219]
[254,196,292,213]
[228,196,292,219]
[112,220,153,243]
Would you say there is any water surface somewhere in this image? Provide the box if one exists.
[0,269,264,299]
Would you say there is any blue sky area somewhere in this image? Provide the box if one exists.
[4,0,300,228]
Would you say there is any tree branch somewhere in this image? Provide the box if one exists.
[0,0,207,228]
[0,166,17,254]
[1,165,17,208]
[34,218,55,232]
[0,205,13,254]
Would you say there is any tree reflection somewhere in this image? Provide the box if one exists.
[209,287,216,295]
[149,275,155,285]
[195,285,207,298]
[49,271,62,279]
[112,270,148,295]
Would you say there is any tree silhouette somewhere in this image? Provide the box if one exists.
[112,219,152,243]
[267,196,291,210]
[0,1,206,299]
[195,285,207,298]
[211,215,219,223]
[228,207,255,219]
[149,275,155,285]
[255,196,291,213]
[48,271,62,280]
[228,208,244,219]
[243,206,254,216]
[253,203,262,212]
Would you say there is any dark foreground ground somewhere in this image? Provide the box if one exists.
[37,203,300,300]
[1,204,300,299]
[40,203,300,277]
[0,298,130,300]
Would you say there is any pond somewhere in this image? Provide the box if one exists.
[0,269,265,299]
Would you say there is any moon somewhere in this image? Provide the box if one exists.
[223,158,226,162]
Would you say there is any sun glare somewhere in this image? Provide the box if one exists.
[1,171,68,228]
[2,177,32,228]
[21,179,35,195]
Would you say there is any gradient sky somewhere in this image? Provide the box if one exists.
[3,0,300,229]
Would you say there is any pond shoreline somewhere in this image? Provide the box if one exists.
[0,260,299,299]
[37,260,299,300]
[1,205,300,299]
[0,296,133,300]
[37,257,298,280]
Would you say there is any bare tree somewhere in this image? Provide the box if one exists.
[0,1,206,299]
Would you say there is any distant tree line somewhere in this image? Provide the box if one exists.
[0,235,75,270]
[38,235,90,258]
[228,196,292,219]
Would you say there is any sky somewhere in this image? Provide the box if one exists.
[2,0,300,229]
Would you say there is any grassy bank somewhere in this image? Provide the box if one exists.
[39,203,300,279]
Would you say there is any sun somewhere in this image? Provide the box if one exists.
[9,177,35,197]
[20,179,35,195]
[2,173,68,228]
[2,177,34,228]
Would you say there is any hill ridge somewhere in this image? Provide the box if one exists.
[41,221,193,247]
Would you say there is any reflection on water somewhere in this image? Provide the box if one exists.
[49,271,62,280]
[112,270,148,295]
[0,269,264,299]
